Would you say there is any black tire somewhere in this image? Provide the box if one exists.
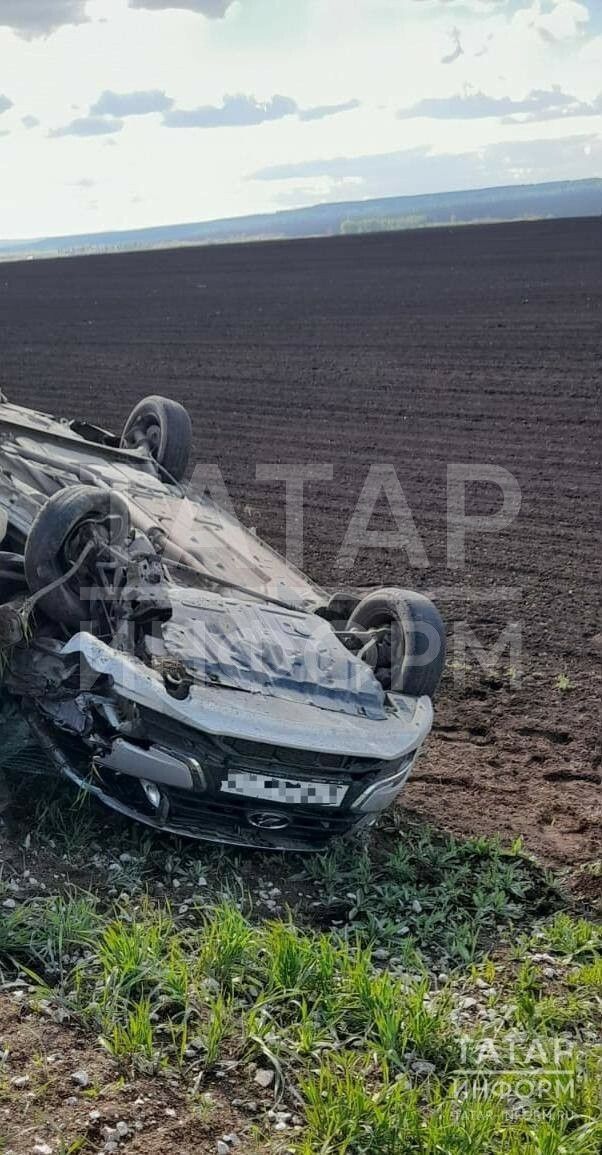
[24,486,130,628]
[347,587,446,698]
[120,395,192,481]
[0,552,27,602]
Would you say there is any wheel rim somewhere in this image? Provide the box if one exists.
[351,610,406,691]
[61,511,127,611]
[123,415,162,460]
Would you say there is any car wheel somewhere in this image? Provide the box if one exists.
[347,587,446,697]
[120,395,192,481]
[24,486,130,628]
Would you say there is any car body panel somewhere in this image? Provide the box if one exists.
[0,400,323,607]
[150,585,387,718]
[62,632,433,759]
[0,395,439,849]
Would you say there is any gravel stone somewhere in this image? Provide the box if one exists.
[254,1067,274,1088]
[412,1059,436,1076]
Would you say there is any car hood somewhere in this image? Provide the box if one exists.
[144,586,387,721]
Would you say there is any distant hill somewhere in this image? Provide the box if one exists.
[1,178,600,262]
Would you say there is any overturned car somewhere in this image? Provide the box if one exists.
[0,394,445,850]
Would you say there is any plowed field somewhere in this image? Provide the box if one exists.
[2,216,600,867]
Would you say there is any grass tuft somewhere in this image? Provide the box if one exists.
[0,808,598,1152]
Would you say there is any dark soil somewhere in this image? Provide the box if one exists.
[0,994,258,1155]
[1,217,600,868]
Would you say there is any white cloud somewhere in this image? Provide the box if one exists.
[164,93,298,129]
[250,133,601,197]
[398,87,602,122]
[410,1,506,6]
[0,0,599,239]
[0,93,13,114]
[441,26,464,64]
[512,1,590,44]
[299,99,361,122]
[0,0,88,39]
[90,89,174,116]
[163,93,360,129]
[49,115,124,137]
[128,0,235,15]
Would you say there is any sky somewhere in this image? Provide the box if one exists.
[0,0,600,240]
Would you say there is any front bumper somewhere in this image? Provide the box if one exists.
[29,709,420,851]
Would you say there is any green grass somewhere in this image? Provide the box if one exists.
[298,821,557,964]
[1,889,599,1152]
[0,893,100,976]
[0,799,599,1154]
[534,912,601,959]
[101,997,156,1066]
[568,958,602,991]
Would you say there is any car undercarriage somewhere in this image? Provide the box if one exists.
[0,394,445,850]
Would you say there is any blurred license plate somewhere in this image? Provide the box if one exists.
[221,771,348,806]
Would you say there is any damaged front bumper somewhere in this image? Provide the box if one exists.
[29,711,423,851]
[26,631,433,851]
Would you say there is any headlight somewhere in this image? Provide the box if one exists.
[351,753,416,813]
